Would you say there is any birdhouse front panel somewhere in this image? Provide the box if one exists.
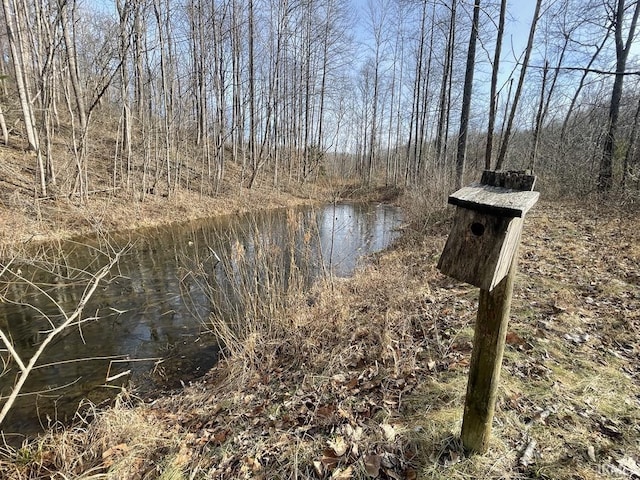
[437,207,523,291]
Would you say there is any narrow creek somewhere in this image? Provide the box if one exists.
[0,202,403,437]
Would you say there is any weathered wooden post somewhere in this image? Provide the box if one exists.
[437,170,539,454]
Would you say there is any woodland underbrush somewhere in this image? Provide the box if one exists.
[0,195,639,479]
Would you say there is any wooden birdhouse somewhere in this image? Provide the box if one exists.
[438,171,539,291]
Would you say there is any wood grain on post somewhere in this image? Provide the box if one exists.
[460,244,519,453]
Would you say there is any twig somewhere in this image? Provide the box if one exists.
[105,370,131,383]
[33,354,128,370]
[8,377,82,398]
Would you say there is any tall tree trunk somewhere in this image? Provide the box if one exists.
[484,0,506,170]
[405,0,427,185]
[213,2,227,194]
[247,0,258,188]
[528,60,549,171]
[3,0,46,196]
[116,0,130,189]
[153,0,173,194]
[495,0,542,170]
[598,0,640,193]
[435,1,456,169]
[302,0,313,182]
[455,0,480,188]
[415,1,435,183]
[365,0,387,186]
[61,0,90,201]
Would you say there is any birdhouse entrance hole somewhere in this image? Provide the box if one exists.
[470,222,485,236]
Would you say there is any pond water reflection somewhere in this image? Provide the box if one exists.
[0,203,402,435]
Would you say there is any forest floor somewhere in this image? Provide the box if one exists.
[0,198,638,479]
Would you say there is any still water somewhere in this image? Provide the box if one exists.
[0,203,402,435]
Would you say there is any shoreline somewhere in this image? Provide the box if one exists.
[0,183,323,255]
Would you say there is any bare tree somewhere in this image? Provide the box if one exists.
[363,0,390,185]
[495,0,542,170]
[484,0,506,170]
[598,0,640,193]
[455,0,480,188]
[435,1,457,169]
[2,0,46,196]
[528,61,549,171]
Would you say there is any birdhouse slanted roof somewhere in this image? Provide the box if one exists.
[448,183,539,218]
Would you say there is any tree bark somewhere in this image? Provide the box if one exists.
[598,0,640,193]
[455,0,480,189]
[495,0,542,170]
[485,0,506,170]
[528,60,549,171]
[435,1,456,169]
[2,0,46,196]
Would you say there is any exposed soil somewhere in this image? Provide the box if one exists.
[1,199,638,479]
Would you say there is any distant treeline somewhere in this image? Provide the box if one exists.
[1,0,639,199]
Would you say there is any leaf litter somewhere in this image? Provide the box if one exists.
[1,201,639,479]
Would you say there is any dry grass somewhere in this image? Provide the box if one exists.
[0,199,639,479]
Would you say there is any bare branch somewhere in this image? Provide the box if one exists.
[0,250,123,425]
[526,63,640,75]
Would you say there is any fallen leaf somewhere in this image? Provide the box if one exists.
[244,456,262,472]
[317,404,337,418]
[213,430,228,444]
[321,448,341,471]
[381,423,396,442]
[332,466,354,479]
[172,445,192,467]
[343,424,363,442]
[506,331,525,346]
[346,377,359,389]
[102,443,129,460]
[102,443,129,468]
[363,454,381,477]
[329,436,348,457]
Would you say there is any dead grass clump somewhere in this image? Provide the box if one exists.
[0,393,179,479]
